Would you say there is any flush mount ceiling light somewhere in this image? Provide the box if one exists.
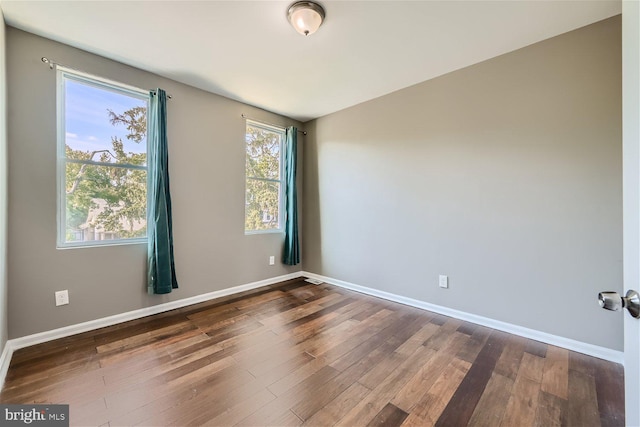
[287,1,325,36]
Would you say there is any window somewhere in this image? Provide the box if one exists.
[57,68,149,248]
[245,120,285,233]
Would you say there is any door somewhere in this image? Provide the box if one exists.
[623,1,640,425]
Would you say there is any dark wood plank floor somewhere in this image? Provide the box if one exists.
[0,278,625,426]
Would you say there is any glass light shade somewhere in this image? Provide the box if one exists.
[288,2,325,36]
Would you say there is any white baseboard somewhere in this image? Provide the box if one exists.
[8,272,302,352]
[0,272,303,389]
[0,269,624,391]
[301,271,624,365]
[0,340,13,391]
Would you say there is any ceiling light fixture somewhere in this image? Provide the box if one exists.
[287,1,325,36]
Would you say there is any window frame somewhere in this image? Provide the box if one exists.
[56,67,150,249]
[244,119,286,235]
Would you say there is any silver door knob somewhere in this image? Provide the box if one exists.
[598,290,640,318]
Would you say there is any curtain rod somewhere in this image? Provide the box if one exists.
[241,114,307,136]
[40,57,173,99]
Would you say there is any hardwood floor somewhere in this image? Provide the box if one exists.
[0,278,625,426]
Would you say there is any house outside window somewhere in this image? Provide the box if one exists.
[57,68,149,248]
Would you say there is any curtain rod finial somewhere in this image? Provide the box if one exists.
[41,57,53,69]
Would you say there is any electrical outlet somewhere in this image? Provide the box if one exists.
[55,290,69,306]
[439,275,448,289]
[269,256,275,265]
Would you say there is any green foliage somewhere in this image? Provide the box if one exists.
[65,107,147,241]
[245,125,282,231]
[108,106,147,143]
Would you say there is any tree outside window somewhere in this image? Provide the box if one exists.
[245,121,284,233]
[59,70,149,247]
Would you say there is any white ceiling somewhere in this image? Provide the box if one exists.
[0,0,622,122]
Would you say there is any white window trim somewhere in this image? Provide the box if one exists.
[56,67,150,249]
[244,119,285,235]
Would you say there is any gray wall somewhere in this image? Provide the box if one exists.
[303,16,622,350]
[7,28,302,339]
[0,10,7,353]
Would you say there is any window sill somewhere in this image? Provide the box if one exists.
[244,229,284,236]
[57,238,147,250]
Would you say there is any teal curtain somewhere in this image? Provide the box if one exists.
[283,127,300,265]
[147,89,178,294]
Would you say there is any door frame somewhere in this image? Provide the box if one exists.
[623,1,640,425]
